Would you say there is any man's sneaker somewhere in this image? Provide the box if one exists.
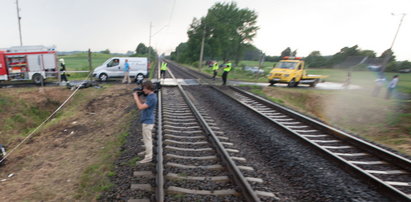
[138,158,152,164]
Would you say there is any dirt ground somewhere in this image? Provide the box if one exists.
[0,84,136,201]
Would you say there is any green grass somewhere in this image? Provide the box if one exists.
[251,82,411,155]
[77,129,130,200]
[0,93,57,144]
[60,52,114,71]
[124,156,141,166]
[58,53,113,79]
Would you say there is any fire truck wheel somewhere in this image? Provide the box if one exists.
[32,74,44,85]
[99,73,108,82]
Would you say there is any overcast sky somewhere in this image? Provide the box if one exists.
[0,0,410,61]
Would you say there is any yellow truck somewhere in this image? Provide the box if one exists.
[267,57,327,87]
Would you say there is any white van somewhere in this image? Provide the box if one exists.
[93,57,148,81]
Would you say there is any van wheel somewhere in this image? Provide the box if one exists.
[32,74,44,85]
[135,74,144,83]
[99,73,108,82]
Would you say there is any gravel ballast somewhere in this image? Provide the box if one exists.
[185,85,390,201]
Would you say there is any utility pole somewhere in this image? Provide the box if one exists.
[198,26,206,71]
[380,13,406,73]
[390,13,406,50]
[16,0,23,46]
[148,22,152,65]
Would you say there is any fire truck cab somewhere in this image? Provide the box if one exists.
[0,45,58,84]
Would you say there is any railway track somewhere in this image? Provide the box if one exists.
[129,65,276,201]
[210,86,411,201]
[161,61,411,201]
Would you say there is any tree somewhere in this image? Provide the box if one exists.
[100,49,110,54]
[398,60,411,70]
[136,43,148,55]
[291,50,297,57]
[170,42,190,63]
[327,45,360,66]
[265,55,280,62]
[280,47,291,58]
[359,49,376,58]
[242,44,262,61]
[180,2,259,65]
[131,43,158,62]
[305,51,327,68]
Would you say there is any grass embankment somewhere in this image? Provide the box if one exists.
[0,88,67,145]
[0,85,135,200]
[248,85,411,156]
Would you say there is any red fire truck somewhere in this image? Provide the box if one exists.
[0,45,58,84]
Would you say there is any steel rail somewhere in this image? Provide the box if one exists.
[166,64,261,202]
[155,88,164,202]
[155,59,165,202]
[210,85,411,201]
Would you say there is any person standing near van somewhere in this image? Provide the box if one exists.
[160,62,168,79]
[221,60,232,85]
[133,80,157,163]
[123,59,131,84]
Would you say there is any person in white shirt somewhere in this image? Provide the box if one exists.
[372,76,386,97]
[386,75,399,99]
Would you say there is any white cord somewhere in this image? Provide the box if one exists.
[0,73,94,163]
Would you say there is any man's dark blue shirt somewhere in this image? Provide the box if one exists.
[140,93,157,124]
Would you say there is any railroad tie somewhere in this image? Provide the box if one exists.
[166,173,230,182]
[166,153,217,160]
[167,186,239,196]
[166,162,224,170]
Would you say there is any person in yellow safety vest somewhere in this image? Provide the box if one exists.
[221,60,232,85]
[211,61,219,80]
[160,62,168,79]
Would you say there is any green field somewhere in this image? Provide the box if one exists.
[59,52,114,70]
[57,53,113,79]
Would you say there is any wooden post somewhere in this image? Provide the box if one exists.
[88,49,92,81]
[57,60,61,83]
